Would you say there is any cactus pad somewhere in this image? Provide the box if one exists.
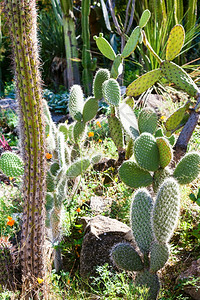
[173,152,200,184]
[126,69,162,97]
[155,128,164,138]
[108,116,124,150]
[139,9,151,28]
[58,124,68,141]
[121,26,141,58]
[102,78,121,106]
[91,153,102,165]
[66,158,90,179]
[135,270,160,300]
[46,193,54,212]
[150,241,169,273]
[131,189,154,253]
[111,243,144,271]
[165,103,189,131]
[93,33,116,60]
[134,133,160,171]
[0,152,24,177]
[73,121,86,143]
[46,171,55,192]
[125,138,134,159]
[69,85,84,121]
[93,69,110,100]
[156,137,173,168]
[152,178,180,243]
[50,162,60,176]
[110,54,123,79]
[118,103,139,139]
[83,97,98,122]
[119,160,153,188]
[138,107,158,134]
[161,61,199,97]
[153,167,171,193]
[166,25,185,61]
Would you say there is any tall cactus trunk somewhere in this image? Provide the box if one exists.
[0,10,3,95]
[4,1,47,298]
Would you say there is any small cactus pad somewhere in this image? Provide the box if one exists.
[125,138,134,160]
[131,189,154,253]
[46,171,55,192]
[161,61,199,97]
[156,137,173,168]
[166,25,185,61]
[153,167,171,193]
[125,96,134,108]
[66,158,90,179]
[58,124,68,141]
[134,133,160,171]
[93,33,116,60]
[138,107,158,134]
[73,121,86,143]
[135,270,160,300]
[110,54,123,79]
[167,134,176,146]
[126,69,162,97]
[93,69,110,100]
[83,97,98,122]
[121,26,141,58]
[0,152,24,177]
[111,243,144,271]
[155,128,164,138]
[165,103,189,131]
[69,85,84,121]
[70,143,81,162]
[108,116,124,150]
[102,78,121,106]
[139,9,151,28]
[50,162,60,176]
[119,160,153,188]
[46,193,54,212]
[91,153,102,165]
[119,103,139,139]
[152,178,180,243]
[173,152,200,184]
[150,241,169,273]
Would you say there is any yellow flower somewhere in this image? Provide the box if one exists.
[88,132,94,137]
[160,115,166,121]
[37,278,44,284]
[9,177,13,181]
[76,207,81,213]
[96,121,101,128]
[98,139,102,143]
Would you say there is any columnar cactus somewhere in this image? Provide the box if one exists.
[111,178,180,300]
[4,0,47,297]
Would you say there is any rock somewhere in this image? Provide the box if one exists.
[80,215,135,278]
[90,196,112,213]
[0,98,18,113]
[177,258,200,300]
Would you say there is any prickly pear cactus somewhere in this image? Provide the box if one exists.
[135,270,160,299]
[138,107,157,134]
[69,85,84,121]
[110,54,123,79]
[92,68,110,100]
[0,151,24,177]
[83,97,98,122]
[108,115,124,150]
[139,9,151,28]
[102,78,121,106]
[156,137,173,168]
[164,102,190,132]
[166,24,185,61]
[93,33,116,60]
[121,26,141,58]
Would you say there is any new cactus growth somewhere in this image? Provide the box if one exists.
[0,152,24,177]
[92,68,110,100]
[121,26,141,58]
[69,85,84,121]
[93,33,116,61]
[111,178,180,300]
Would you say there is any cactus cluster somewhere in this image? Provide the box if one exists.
[111,178,180,300]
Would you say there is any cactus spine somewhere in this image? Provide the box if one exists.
[4,0,47,297]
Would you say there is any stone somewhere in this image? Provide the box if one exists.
[0,98,18,112]
[177,258,200,300]
[90,196,112,213]
[80,215,135,278]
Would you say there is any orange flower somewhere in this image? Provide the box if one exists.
[76,207,81,213]
[46,153,52,160]
[96,121,101,128]
[98,139,102,143]
[9,177,13,181]
[88,132,94,138]
[78,230,82,234]
[7,217,15,226]
[67,279,70,284]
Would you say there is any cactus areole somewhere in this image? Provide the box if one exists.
[4,0,47,298]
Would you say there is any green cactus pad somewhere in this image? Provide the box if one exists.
[66,158,90,179]
[166,25,185,61]
[46,171,55,192]
[161,61,199,97]
[83,97,98,122]
[131,189,154,253]
[58,124,68,141]
[165,103,189,131]
[57,132,65,167]
[70,143,81,162]
[73,121,86,143]
[69,85,84,121]
[134,133,160,171]
[156,137,173,168]
[125,138,134,160]
[50,162,60,176]
[102,78,121,106]
[119,160,153,188]
[110,54,123,79]
[150,241,169,273]
[93,69,110,100]
[167,134,176,146]
[152,178,180,243]
[121,26,141,58]
[0,152,24,177]
[91,154,102,165]
[126,69,162,97]
[46,193,54,212]
[108,116,124,150]
[93,33,116,61]
[138,107,158,134]
[135,270,160,300]
[125,96,135,108]
[153,167,171,193]
[111,243,144,271]
[139,9,151,28]
[173,152,200,184]
[154,128,164,138]
[119,103,139,139]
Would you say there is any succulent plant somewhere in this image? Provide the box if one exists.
[0,151,24,177]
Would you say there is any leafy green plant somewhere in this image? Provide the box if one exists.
[43,88,69,114]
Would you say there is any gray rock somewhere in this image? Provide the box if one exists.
[177,258,200,300]
[90,196,112,213]
[80,215,135,278]
[0,98,18,112]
